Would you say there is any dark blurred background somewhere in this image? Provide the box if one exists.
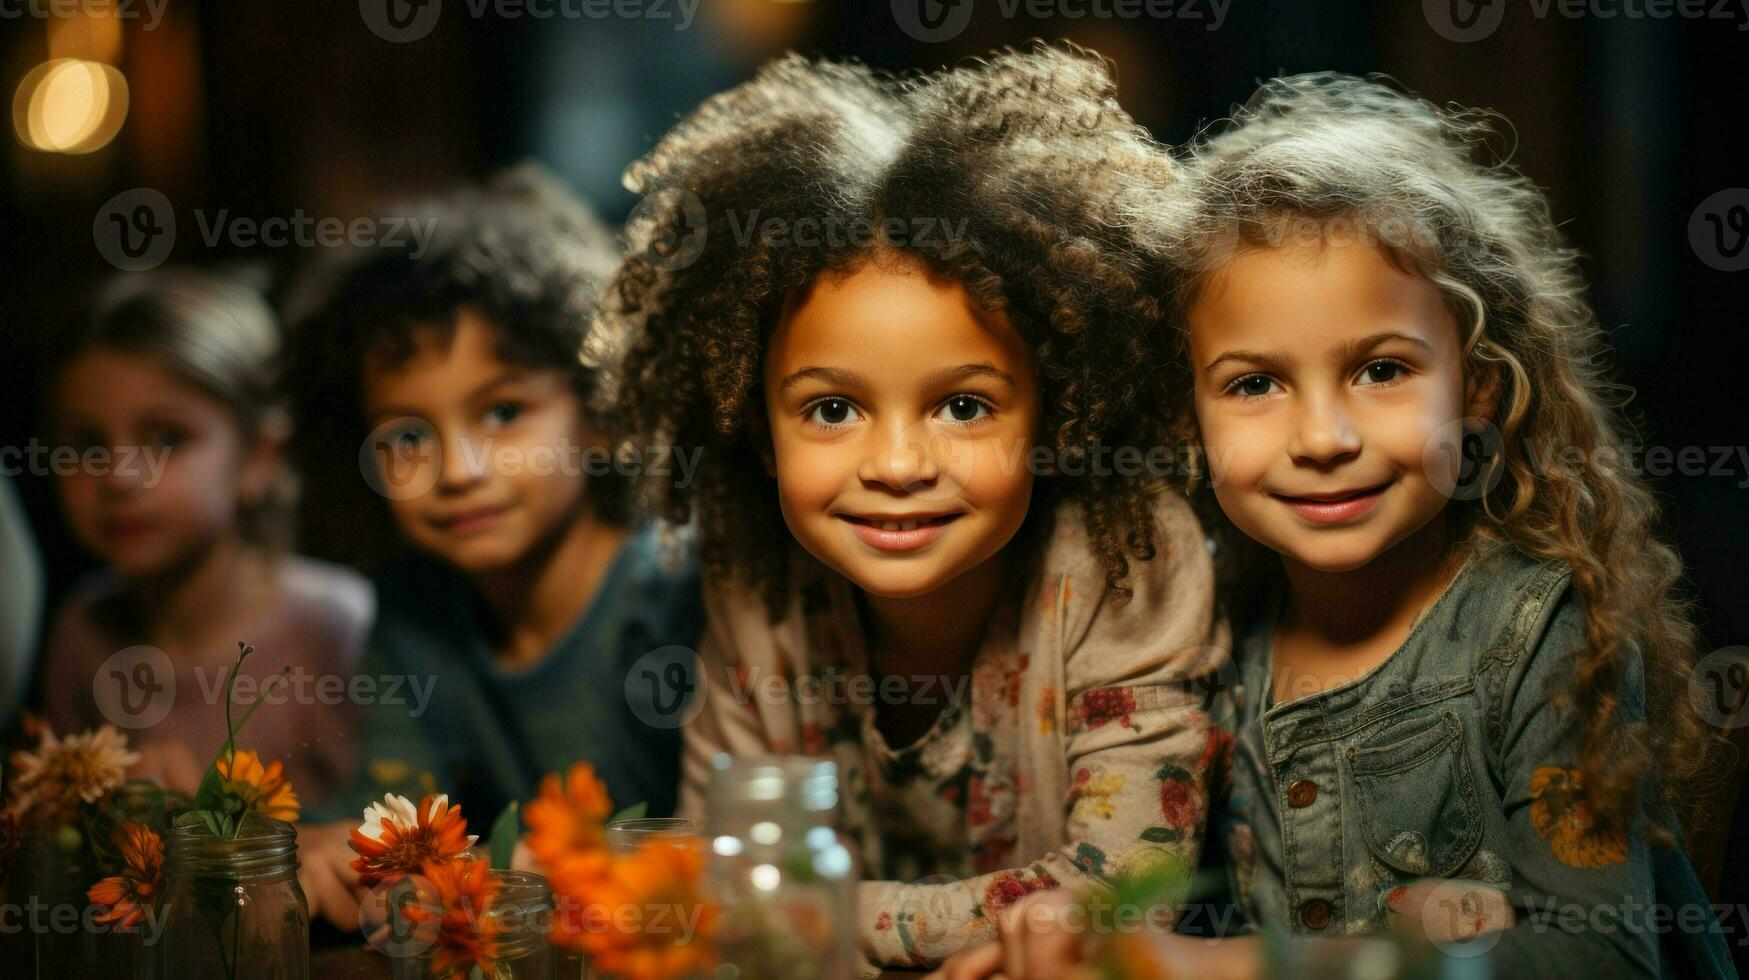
[2,0,1745,962]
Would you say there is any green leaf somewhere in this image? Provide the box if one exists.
[487,801,520,871]
[608,801,648,824]
[1139,826,1182,844]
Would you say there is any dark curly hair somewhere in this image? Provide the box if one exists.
[603,43,1184,616]
[283,164,626,568]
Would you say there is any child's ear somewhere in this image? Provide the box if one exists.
[744,397,777,478]
[1464,359,1503,422]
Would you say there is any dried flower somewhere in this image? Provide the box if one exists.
[87,821,164,929]
[215,748,300,822]
[6,725,138,824]
[350,793,477,888]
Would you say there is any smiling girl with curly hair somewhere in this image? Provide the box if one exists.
[602,44,1230,970]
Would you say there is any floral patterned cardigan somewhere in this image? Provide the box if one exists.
[676,489,1231,969]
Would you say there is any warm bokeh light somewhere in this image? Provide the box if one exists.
[12,59,130,154]
[48,13,124,63]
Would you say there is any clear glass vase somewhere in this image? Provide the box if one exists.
[705,755,857,980]
[574,818,704,980]
[152,816,308,980]
[389,868,556,980]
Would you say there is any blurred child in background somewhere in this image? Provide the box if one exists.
[284,165,702,926]
[39,268,371,805]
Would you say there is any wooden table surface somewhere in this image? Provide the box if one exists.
[312,944,926,977]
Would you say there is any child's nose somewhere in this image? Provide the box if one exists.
[1288,394,1363,465]
[859,418,943,493]
[435,428,487,490]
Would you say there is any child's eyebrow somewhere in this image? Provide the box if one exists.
[1336,331,1436,361]
[780,362,1016,392]
[1201,332,1434,378]
[1201,349,1291,379]
[466,369,537,400]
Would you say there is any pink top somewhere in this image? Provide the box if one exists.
[41,555,373,810]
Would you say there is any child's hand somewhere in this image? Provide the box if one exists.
[296,820,364,929]
[927,888,1263,980]
[928,890,1091,980]
[1383,878,1516,945]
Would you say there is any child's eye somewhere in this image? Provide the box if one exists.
[486,401,523,426]
[1225,374,1280,399]
[1358,360,1410,386]
[804,397,862,429]
[143,425,187,450]
[388,423,427,449]
[935,394,993,425]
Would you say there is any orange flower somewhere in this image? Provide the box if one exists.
[404,857,501,980]
[523,762,614,880]
[350,793,477,888]
[1529,766,1628,869]
[87,821,164,929]
[216,748,300,822]
[553,836,716,980]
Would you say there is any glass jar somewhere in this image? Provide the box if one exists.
[390,868,556,980]
[153,817,308,980]
[705,755,857,980]
[605,817,701,855]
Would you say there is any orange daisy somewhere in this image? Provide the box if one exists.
[522,762,614,881]
[556,836,717,980]
[403,857,501,980]
[87,821,164,929]
[350,793,477,888]
[216,748,300,822]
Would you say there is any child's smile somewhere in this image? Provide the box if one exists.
[361,309,600,574]
[1189,239,1490,573]
[762,251,1041,599]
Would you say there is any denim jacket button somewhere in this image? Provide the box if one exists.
[1287,779,1317,808]
[1299,898,1331,930]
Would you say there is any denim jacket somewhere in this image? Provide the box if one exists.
[1217,541,1735,978]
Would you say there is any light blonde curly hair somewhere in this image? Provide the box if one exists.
[1145,73,1713,841]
